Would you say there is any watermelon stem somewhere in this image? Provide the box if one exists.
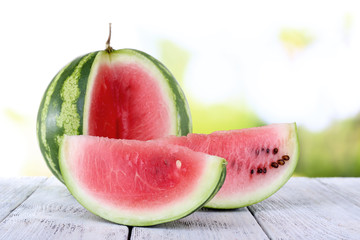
[106,23,114,53]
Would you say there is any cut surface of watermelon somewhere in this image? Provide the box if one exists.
[59,135,226,226]
[83,50,191,140]
[155,123,299,209]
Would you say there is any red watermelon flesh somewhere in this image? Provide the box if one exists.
[155,123,299,209]
[87,62,170,140]
[59,135,226,226]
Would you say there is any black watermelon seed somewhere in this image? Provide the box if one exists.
[273,148,279,154]
[282,155,290,161]
[277,159,285,165]
[271,162,279,168]
[263,168,267,173]
[261,148,265,151]
[266,148,270,153]
[257,168,263,173]
[251,169,254,174]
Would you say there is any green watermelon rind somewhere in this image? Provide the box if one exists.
[204,122,300,209]
[59,137,227,226]
[37,49,192,183]
[37,52,98,182]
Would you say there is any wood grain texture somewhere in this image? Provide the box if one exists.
[0,177,128,240]
[131,207,268,240]
[1,177,359,239]
[0,177,46,222]
[317,178,360,208]
[248,177,360,240]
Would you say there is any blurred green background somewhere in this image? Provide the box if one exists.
[158,39,360,177]
[0,0,359,177]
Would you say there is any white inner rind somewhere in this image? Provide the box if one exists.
[205,123,299,209]
[83,50,178,137]
[59,136,226,226]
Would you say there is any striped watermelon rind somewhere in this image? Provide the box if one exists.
[37,49,192,183]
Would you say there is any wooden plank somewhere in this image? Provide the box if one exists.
[0,177,129,240]
[248,177,360,240]
[0,177,46,222]
[131,207,269,240]
[317,177,360,207]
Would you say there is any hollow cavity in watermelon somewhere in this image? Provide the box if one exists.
[155,123,299,209]
[59,135,226,226]
[37,49,192,183]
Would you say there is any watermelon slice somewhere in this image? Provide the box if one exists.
[155,123,299,209]
[59,135,226,226]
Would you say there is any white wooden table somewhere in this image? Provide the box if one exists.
[0,177,359,239]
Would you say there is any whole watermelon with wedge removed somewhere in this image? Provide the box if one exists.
[155,123,299,209]
[37,48,192,183]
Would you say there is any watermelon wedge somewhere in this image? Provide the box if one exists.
[37,48,192,183]
[155,123,299,209]
[59,135,226,226]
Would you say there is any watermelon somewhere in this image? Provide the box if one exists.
[37,48,192,183]
[59,135,226,226]
[155,123,299,209]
